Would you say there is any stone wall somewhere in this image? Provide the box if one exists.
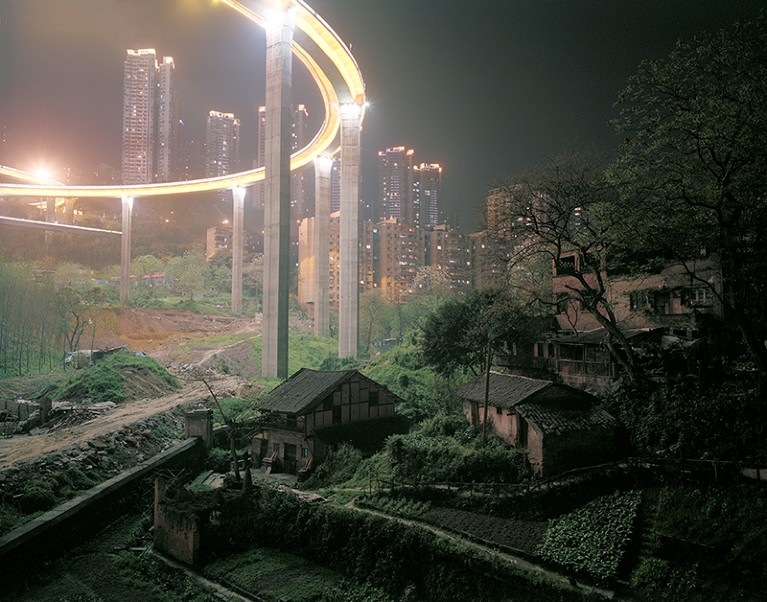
[0,437,205,582]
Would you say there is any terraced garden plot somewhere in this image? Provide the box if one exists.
[420,508,547,554]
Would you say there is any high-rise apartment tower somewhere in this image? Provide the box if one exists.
[121,49,178,184]
[205,110,241,201]
[378,146,414,224]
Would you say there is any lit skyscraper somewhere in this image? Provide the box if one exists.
[378,146,414,224]
[121,49,179,184]
[155,57,178,182]
[121,49,158,184]
[330,156,341,213]
[413,163,443,228]
[205,110,240,201]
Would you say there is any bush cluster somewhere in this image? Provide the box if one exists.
[386,433,530,485]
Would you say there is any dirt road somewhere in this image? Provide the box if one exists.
[0,373,244,468]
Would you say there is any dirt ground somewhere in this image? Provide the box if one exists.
[0,308,271,468]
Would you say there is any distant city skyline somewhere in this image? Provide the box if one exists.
[0,0,763,230]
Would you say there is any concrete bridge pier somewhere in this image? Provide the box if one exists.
[262,4,296,379]
[120,196,133,303]
[313,155,333,337]
[231,185,245,313]
[339,103,362,359]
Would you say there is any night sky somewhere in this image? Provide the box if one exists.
[1,0,763,230]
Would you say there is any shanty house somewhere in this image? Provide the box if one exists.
[254,368,409,476]
[457,372,617,476]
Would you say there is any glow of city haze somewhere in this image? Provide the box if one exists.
[0,0,365,201]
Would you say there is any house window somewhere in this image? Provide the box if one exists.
[301,447,309,458]
[629,290,649,311]
[369,390,379,405]
[686,287,715,306]
[496,406,503,415]
[332,406,342,424]
[557,255,577,275]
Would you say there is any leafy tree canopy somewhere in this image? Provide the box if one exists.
[419,289,549,378]
[609,15,767,381]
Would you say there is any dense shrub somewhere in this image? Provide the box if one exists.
[302,444,364,488]
[386,433,530,485]
[654,484,767,573]
[601,378,762,461]
[630,557,704,601]
[358,492,431,519]
[363,344,464,423]
[535,490,641,583]
[0,504,22,534]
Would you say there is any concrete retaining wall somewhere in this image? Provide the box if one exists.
[0,437,205,580]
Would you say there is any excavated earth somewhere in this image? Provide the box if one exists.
[0,308,272,531]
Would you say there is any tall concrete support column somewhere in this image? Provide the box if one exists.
[231,185,245,313]
[120,196,133,304]
[262,4,296,379]
[44,197,55,252]
[62,198,73,224]
[313,155,333,337]
[338,104,362,358]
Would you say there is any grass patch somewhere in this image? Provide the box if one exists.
[204,547,346,601]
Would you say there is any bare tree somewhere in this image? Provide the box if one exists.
[498,152,647,384]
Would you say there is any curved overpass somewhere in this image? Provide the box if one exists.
[0,0,365,198]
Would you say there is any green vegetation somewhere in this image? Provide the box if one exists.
[358,492,431,519]
[602,378,763,461]
[536,491,641,583]
[302,443,365,487]
[206,484,590,602]
[0,262,66,377]
[6,514,217,601]
[627,483,767,600]
[204,547,348,602]
[54,349,178,404]
[386,432,531,485]
[363,338,464,423]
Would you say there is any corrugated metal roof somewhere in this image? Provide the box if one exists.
[456,372,552,408]
[257,368,358,414]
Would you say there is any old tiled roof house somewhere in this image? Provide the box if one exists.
[457,372,617,476]
[254,368,409,476]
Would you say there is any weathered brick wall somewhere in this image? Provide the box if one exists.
[153,480,202,565]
